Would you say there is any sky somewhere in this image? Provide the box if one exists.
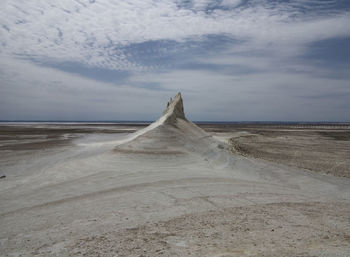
[0,0,350,122]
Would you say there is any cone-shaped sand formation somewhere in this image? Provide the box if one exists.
[114,92,225,157]
[162,92,187,124]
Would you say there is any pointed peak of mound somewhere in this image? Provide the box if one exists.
[162,92,186,124]
[114,92,225,156]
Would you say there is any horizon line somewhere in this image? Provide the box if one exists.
[1,120,350,124]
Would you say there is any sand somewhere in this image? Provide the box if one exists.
[1,107,350,256]
[205,123,350,178]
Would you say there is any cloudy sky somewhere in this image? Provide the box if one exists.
[0,0,349,121]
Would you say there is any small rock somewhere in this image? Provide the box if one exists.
[0,175,6,179]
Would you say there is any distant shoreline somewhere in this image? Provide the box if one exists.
[1,120,350,126]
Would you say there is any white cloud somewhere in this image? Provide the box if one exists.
[0,0,349,70]
[0,57,170,120]
[191,0,212,10]
[221,0,242,8]
[127,67,350,121]
[0,0,349,121]
[1,50,349,121]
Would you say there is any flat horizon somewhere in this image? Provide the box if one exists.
[1,120,350,124]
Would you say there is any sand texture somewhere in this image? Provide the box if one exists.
[1,96,350,256]
[224,125,350,177]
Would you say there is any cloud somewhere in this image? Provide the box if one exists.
[1,0,349,70]
[221,0,242,8]
[127,66,350,121]
[0,57,171,120]
[0,0,350,121]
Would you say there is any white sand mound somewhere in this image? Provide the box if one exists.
[115,92,226,159]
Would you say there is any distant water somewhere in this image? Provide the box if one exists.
[0,120,152,124]
[195,121,350,125]
[1,120,349,125]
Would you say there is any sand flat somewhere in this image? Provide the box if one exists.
[0,120,350,256]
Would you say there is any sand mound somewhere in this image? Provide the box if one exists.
[162,92,187,124]
[114,93,226,157]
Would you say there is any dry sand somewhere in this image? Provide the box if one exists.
[202,124,350,178]
[1,103,350,256]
